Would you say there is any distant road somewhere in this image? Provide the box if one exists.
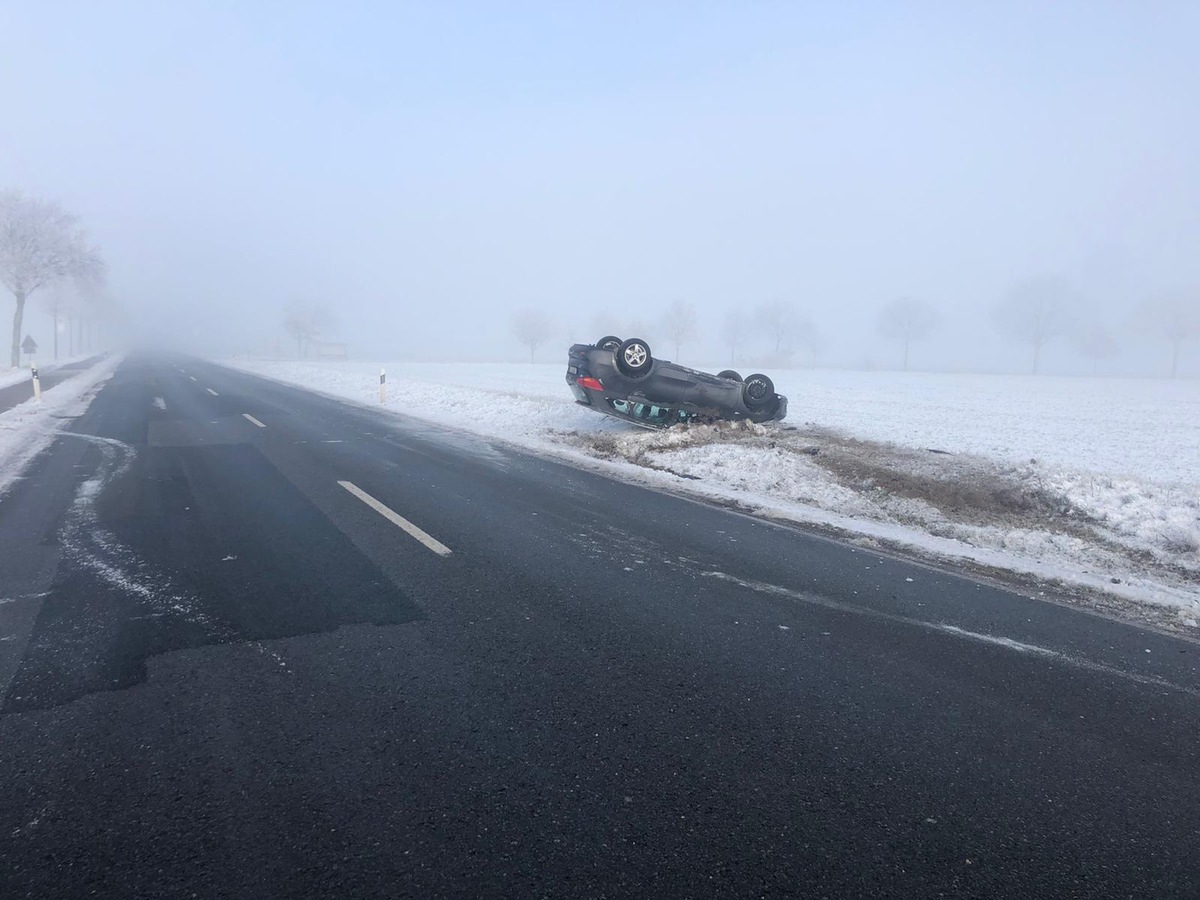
[2,354,1199,898]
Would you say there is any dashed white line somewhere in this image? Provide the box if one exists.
[188,376,197,382]
[206,388,219,396]
[338,480,452,557]
[242,413,266,428]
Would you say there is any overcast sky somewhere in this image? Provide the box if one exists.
[3,1,1198,374]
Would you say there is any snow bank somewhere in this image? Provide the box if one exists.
[0,354,101,393]
[0,355,123,497]
[224,358,1200,623]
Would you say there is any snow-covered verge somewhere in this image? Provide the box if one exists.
[0,355,123,497]
[224,359,1200,629]
[0,354,100,392]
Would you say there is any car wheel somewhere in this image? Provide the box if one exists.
[717,369,743,382]
[742,373,774,408]
[616,338,653,377]
[596,335,622,351]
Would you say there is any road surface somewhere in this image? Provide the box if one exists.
[1,355,1198,898]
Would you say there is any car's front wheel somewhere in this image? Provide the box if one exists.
[616,338,653,377]
[596,335,622,351]
[742,373,775,408]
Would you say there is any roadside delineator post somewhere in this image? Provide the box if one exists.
[31,359,42,402]
[380,368,387,404]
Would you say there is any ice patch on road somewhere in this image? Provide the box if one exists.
[58,433,214,628]
[55,432,291,672]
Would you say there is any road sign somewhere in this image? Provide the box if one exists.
[21,335,37,354]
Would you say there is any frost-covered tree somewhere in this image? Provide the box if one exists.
[795,316,826,367]
[721,310,746,364]
[39,284,77,360]
[754,300,802,354]
[284,300,332,358]
[877,296,939,371]
[1136,290,1200,378]
[1074,322,1119,375]
[0,190,104,367]
[992,276,1078,374]
[660,300,698,359]
[511,308,554,362]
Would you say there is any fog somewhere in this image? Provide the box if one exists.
[3,2,1198,376]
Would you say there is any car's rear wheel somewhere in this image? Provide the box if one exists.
[742,373,774,408]
[596,335,622,351]
[717,369,743,382]
[616,338,653,377]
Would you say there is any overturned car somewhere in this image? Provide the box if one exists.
[566,336,788,429]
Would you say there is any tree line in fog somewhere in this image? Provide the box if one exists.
[512,283,1200,377]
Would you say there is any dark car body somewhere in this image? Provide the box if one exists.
[566,342,788,429]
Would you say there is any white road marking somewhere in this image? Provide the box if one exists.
[188,376,197,382]
[206,388,219,396]
[338,480,452,557]
[153,396,167,410]
[242,413,266,428]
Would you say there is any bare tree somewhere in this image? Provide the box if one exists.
[659,300,699,359]
[754,300,801,354]
[1074,322,1119,375]
[511,308,554,362]
[992,276,1077,374]
[625,317,655,346]
[795,316,826,367]
[0,189,104,367]
[284,300,331,358]
[40,284,76,361]
[721,310,746,364]
[1136,290,1200,378]
[588,313,621,342]
[877,296,939,371]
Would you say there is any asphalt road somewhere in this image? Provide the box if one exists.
[2,355,1198,898]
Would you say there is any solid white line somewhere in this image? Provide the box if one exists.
[206,388,219,396]
[338,480,452,557]
[242,413,266,428]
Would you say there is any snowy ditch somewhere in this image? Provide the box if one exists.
[225,359,1200,629]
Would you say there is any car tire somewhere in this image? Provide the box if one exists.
[596,335,622,351]
[717,369,743,382]
[616,338,653,377]
[742,373,775,408]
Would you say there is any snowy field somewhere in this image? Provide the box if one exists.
[224,358,1200,627]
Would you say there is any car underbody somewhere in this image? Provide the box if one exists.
[566,337,788,429]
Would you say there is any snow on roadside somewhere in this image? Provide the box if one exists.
[0,355,123,497]
[0,354,100,392]
[223,358,1200,625]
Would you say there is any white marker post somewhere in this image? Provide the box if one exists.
[380,368,387,404]
[30,359,42,402]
